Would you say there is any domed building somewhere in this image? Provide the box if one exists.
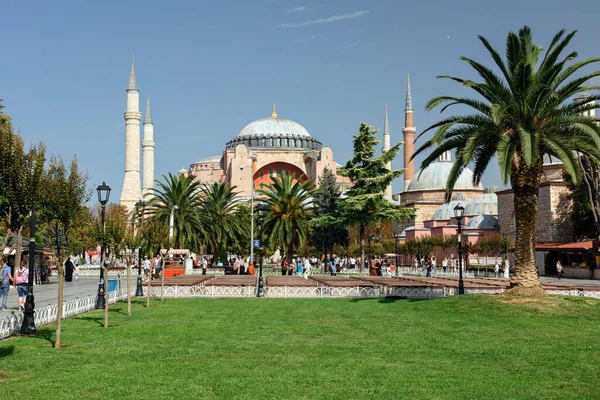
[184,105,346,196]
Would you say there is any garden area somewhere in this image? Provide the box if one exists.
[1,295,599,399]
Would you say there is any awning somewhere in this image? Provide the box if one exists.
[536,241,595,251]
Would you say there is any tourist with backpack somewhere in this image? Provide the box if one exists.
[16,260,29,311]
[1,256,15,310]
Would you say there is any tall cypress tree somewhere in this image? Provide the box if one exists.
[339,123,414,272]
[311,167,348,259]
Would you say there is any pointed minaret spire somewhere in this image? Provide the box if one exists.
[402,74,416,192]
[144,95,153,125]
[405,74,413,112]
[142,95,155,197]
[127,56,139,91]
[383,104,392,198]
[121,57,142,211]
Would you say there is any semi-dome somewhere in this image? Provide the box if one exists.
[431,197,469,221]
[466,215,499,229]
[407,161,483,192]
[464,186,498,216]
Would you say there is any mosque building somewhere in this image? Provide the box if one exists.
[182,104,349,196]
[394,76,500,244]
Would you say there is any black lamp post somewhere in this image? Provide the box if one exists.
[501,232,508,271]
[95,182,111,309]
[392,221,400,277]
[20,206,37,334]
[454,204,465,295]
[256,203,266,297]
[135,200,145,297]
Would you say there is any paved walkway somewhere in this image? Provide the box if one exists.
[0,276,138,317]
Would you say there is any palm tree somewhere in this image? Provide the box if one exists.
[258,173,314,272]
[145,173,203,250]
[412,26,600,293]
[197,182,245,263]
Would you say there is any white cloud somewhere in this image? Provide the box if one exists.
[287,6,307,13]
[276,10,369,28]
[348,41,360,47]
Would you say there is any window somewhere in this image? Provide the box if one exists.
[259,171,264,179]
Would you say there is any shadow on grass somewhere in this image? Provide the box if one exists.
[77,316,104,327]
[0,344,15,358]
[33,328,56,347]
[350,297,431,304]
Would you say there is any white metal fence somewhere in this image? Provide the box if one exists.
[0,289,129,340]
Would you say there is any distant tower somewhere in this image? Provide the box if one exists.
[402,74,416,192]
[142,95,155,198]
[382,104,392,198]
[120,57,142,211]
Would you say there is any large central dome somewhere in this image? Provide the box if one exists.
[238,107,311,138]
[226,105,321,151]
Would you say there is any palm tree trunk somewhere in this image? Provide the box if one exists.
[359,223,365,274]
[509,163,544,294]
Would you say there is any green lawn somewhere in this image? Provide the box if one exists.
[2,295,600,399]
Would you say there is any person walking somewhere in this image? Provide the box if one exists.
[426,258,432,278]
[202,257,208,275]
[556,260,563,280]
[1,257,15,310]
[142,256,151,281]
[15,260,29,311]
[65,256,75,282]
[503,259,510,278]
[494,262,500,278]
[442,257,448,273]
[431,256,437,273]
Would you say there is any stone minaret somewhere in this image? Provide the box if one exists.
[402,74,416,192]
[382,104,392,198]
[142,95,155,198]
[120,57,142,211]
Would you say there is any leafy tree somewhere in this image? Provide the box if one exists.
[412,27,600,294]
[0,112,45,269]
[258,173,314,273]
[38,155,89,347]
[565,154,600,238]
[339,123,415,272]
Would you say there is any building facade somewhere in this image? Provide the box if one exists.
[184,105,348,196]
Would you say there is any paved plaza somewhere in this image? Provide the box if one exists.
[0,276,138,318]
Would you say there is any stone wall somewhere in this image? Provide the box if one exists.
[498,182,574,243]
[400,189,482,204]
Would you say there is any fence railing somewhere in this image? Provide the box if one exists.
[0,289,129,340]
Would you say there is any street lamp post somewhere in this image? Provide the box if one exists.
[135,200,145,297]
[163,204,178,300]
[256,203,266,297]
[392,221,400,277]
[239,164,255,265]
[20,206,37,334]
[501,232,508,271]
[454,204,465,295]
[95,182,111,309]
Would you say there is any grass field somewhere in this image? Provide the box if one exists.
[1,295,600,399]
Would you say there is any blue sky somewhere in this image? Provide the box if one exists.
[2,0,599,200]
